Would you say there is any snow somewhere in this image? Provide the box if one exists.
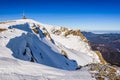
[0,19,99,80]
[0,46,95,80]
[0,22,77,70]
[46,29,100,66]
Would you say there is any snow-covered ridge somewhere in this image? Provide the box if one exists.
[0,19,78,70]
[0,19,101,69]
[1,19,116,80]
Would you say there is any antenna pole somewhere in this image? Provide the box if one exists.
[22,10,26,19]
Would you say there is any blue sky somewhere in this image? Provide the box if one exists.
[0,0,120,31]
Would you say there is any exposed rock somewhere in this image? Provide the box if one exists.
[52,29,61,35]
[32,27,39,34]
[0,28,7,32]
[51,27,88,43]
[88,63,120,80]
[60,27,69,32]
[31,23,54,43]
[96,77,104,80]
[42,27,54,43]
[61,50,68,58]
[64,29,88,42]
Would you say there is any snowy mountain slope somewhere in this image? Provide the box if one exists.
[1,45,119,80]
[0,46,95,80]
[1,19,120,80]
[44,26,101,66]
[28,19,101,65]
[0,20,78,70]
[0,19,100,67]
[0,20,94,80]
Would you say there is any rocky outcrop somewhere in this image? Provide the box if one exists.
[64,29,88,42]
[51,27,88,43]
[32,27,39,34]
[88,63,120,80]
[42,27,54,43]
[61,50,68,58]
[0,29,7,32]
[31,23,54,43]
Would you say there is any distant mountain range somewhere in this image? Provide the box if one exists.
[82,31,120,66]
[86,30,120,34]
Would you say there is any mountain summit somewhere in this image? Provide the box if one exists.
[0,19,113,80]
